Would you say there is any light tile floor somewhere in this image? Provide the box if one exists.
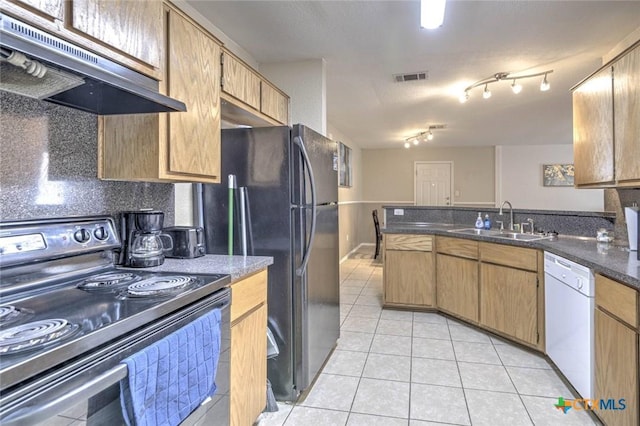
[257,246,600,426]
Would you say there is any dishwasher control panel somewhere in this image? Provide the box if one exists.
[544,252,594,297]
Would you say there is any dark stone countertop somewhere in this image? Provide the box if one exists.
[383,224,640,291]
[139,255,273,282]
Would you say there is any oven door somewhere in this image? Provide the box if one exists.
[0,288,231,426]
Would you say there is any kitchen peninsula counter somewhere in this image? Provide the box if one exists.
[140,255,273,282]
[383,224,640,290]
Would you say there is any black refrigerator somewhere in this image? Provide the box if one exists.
[201,124,340,401]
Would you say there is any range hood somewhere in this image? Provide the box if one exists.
[0,13,186,115]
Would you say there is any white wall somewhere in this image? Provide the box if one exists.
[260,59,327,135]
[496,144,604,211]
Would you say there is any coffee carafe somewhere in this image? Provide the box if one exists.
[120,210,173,267]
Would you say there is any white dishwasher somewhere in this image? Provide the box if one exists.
[544,251,595,400]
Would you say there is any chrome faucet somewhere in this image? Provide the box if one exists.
[499,200,514,231]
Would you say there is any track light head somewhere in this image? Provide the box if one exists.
[459,91,469,103]
[540,73,550,91]
[482,84,492,99]
[404,142,411,149]
[427,131,434,141]
[511,79,523,94]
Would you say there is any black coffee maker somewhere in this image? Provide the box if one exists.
[119,210,173,267]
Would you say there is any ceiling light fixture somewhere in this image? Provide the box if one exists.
[540,72,551,91]
[511,79,523,94]
[482,83,492,99]
[403,125,446,148]
[421,0,446,29]
[460,69,553,103]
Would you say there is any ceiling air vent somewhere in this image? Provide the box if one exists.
[393,71,428,83]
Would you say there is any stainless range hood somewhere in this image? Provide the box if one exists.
[0,13,186,115]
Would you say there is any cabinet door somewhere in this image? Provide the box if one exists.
[261,81,289,124]
[573,66,614,186]
[222,52,261,111]
[231,303,267,426]
[166,9,221,180]
[436,254,478,322]
[10,0,63,20]
[595,309,638,426]
[480,263,538,345]
[384,250,434,306]
[68,0,161,69]
[614,44,640,186]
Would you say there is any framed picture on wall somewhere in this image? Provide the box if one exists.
[543,164,574,187]
[338,142,352,187]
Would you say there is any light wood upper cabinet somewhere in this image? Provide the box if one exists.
[573,41,640,188]
[166,7,220,179]
[10,0,62,20]
[2,0,162,78]
[222,50,261,111]
[99,5,222,183]
[573,66,614,187]
[68,0,161,69]
[614,44,640,187]
[261,80,289,124]
[383,234,435,308]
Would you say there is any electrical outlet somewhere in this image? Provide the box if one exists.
[346,234,349,241]
[394,209,404,216]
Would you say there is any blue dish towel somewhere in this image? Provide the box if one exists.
[120,308,222,426]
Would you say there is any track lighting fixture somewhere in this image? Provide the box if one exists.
[460,69,553,103]
[403,125,445,148]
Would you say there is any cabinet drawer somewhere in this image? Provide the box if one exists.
[479,242,538,272]
[231,269,267,324]
[385,234,432,251]
[436,236,478,259]
[596,274,638,329]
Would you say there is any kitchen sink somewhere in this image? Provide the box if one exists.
[447,228,553,241]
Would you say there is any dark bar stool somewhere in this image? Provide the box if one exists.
[372,209,382,259]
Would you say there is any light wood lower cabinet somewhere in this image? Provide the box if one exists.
[594,274,639,426]
[479,263,538,346]
[383,234,435,308]
[230,269,268,426]
[436,254,478,322]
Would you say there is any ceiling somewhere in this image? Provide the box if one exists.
[186,1,640,149]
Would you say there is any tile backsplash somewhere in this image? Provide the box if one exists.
[0,92,174,223]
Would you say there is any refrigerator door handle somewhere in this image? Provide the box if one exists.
[293,135,317,276]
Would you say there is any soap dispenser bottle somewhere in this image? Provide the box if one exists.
[484,214,491,230]
[475,212,484,229]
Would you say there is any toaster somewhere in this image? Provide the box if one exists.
[162,226,206,259]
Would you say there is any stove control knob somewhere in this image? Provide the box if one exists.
[93,227,108,241]
[73,229,91,244]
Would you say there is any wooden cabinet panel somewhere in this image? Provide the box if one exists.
[167,9,221,180]
[385,234,432,251]
[230,270,268,324]
[595,309,639,426]
[614,44,640,186]
[436,254,478,322]
[573,66,615,186]
[10,0,62,19]
[231,303,267,426]
[479,242,538,272]
[68,0,161,69]
[596,274,638,329]
[384,250,434,307]
[222,51,261,111]
[480,263,538,345]
[436,236,478,259]
[261,81,289,124]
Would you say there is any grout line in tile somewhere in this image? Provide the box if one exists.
[448,318,472,425]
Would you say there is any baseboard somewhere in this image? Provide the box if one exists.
[340,243,374,263]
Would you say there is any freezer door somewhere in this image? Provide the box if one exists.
[292,125,338,205]
[293,203,340,394]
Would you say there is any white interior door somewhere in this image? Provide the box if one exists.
[415,162,452,206]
